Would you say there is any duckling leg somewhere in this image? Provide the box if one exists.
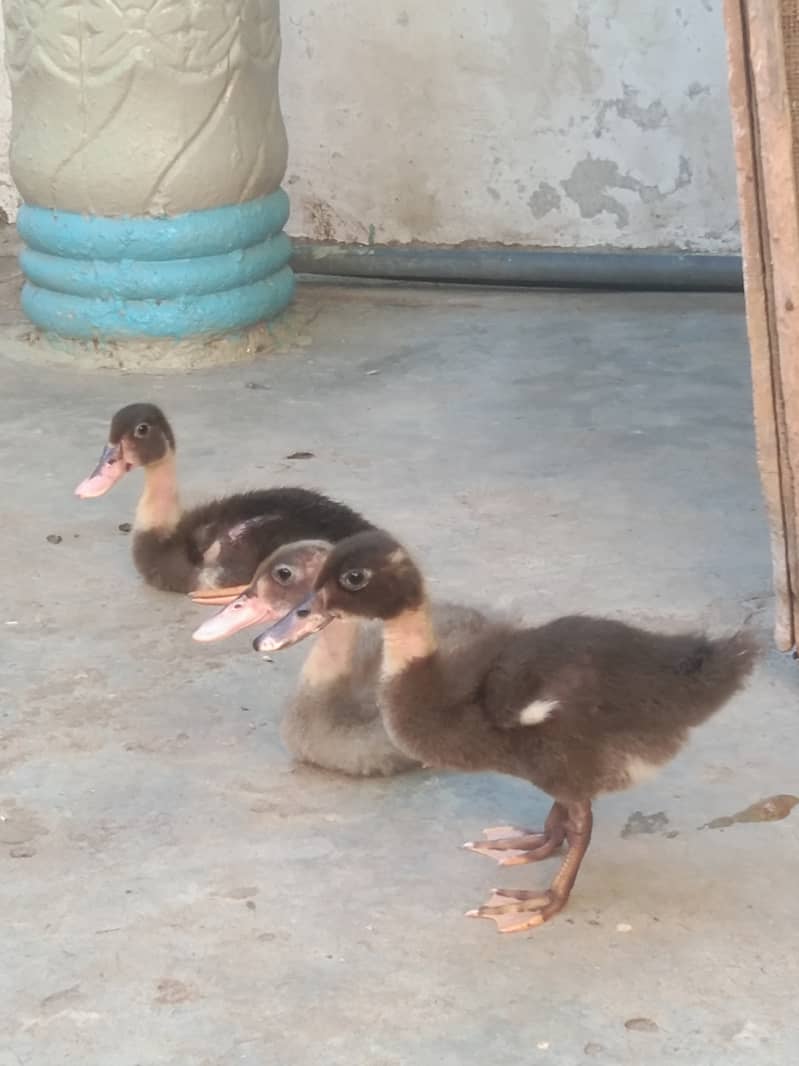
[189,584,249,605]
[462,801,567,865]
[467,801,593,933]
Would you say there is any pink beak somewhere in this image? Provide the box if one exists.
[75,443,129,499]
[192,592,285,643]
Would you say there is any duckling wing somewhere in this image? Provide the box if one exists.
[481,628,599,732]
[194,513,282,564]
[223,513,284,544]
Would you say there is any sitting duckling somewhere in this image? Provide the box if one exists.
[252,530,757,932]
[75,403,370,593]
[193,540,499,777]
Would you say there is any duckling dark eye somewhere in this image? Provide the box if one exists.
[272,565,295,585]
[134,422,150,438]
[339,568,371,592]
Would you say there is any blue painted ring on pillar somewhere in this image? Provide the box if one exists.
[15,190,295,340]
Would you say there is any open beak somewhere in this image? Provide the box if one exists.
[252,594,332,653]
[189,584,249,606]
[75,443,130,498]
[192,589,285,643]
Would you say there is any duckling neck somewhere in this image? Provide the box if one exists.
[300,617,361,687]
[381,604,438,678]
[378,602,447,767]
[134,453,181,534]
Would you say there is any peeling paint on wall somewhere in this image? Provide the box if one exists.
[528,182,562,219]
[278,0,739,251]
[561,155,693,229]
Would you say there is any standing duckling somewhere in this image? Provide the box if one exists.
[253,530,757,932]
[193,540,499,777]
[75,403,371,593]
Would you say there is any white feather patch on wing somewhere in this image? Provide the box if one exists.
[518,699,559,725]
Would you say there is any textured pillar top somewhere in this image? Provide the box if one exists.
[4,0,288,216]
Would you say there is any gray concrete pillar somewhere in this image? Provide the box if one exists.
[3,0,294,368]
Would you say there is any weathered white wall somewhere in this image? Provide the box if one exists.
[0,0,739,252]
[0,17,16,223]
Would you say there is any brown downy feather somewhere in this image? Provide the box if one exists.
[258,530,759,929]
[382,615,757,803]
[134,487,373,592]
[78,403,373,593]
[294,530,758,804]
[280,603,498,777]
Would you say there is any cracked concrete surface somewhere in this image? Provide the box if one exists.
[1,269,797,1064]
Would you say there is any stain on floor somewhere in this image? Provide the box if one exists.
[701,794,799,830]
[621,810,670,838]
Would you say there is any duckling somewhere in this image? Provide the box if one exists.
[192,540,497,777]
[75,403,371,593]
[253,530,758,932]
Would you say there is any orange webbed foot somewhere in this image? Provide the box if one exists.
[466,801,591,932]
[466,887,566,933]
[463,824,565,866]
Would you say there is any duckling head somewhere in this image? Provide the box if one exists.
[75,402,175,498]
[253,530,424,653]
[192,540,333,643]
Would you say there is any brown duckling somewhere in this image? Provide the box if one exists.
[75,403,371,593]
[253,530,758,932]
[193,539,496,777]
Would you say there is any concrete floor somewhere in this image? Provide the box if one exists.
[0,261,797,1065]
